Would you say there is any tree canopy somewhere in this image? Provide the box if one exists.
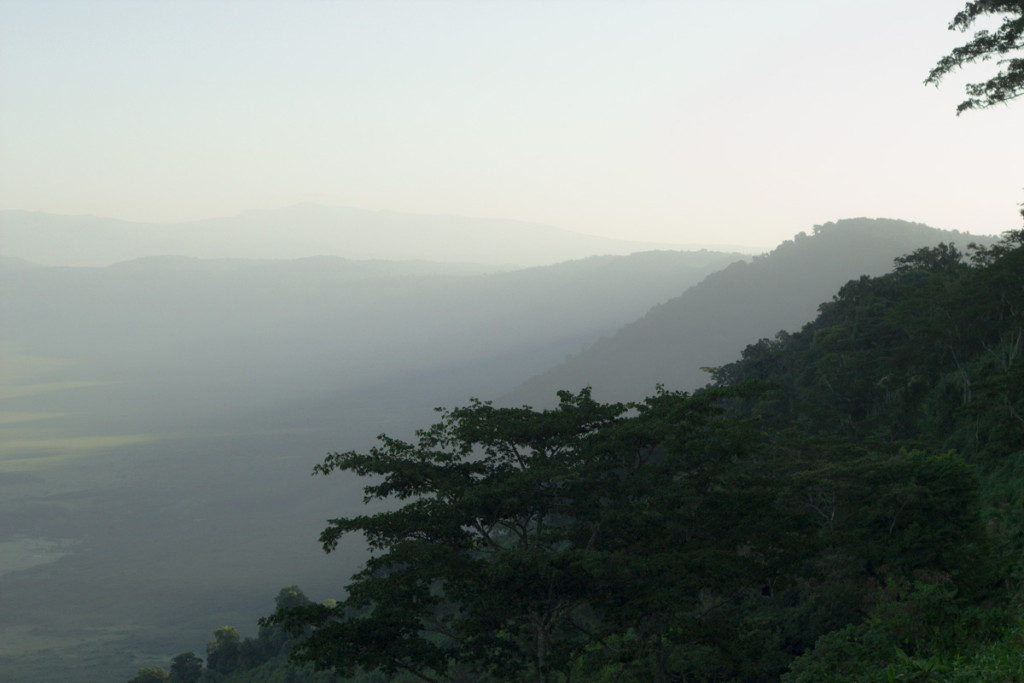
[926,1,1024,113]
[263,387,820,682]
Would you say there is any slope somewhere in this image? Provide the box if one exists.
[506,218,996,407]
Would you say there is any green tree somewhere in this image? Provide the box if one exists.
[264,387,784,683]
[207,625,242,675]
[127,666,170,683]
[273,585,312,611]
[168,652,203,683]
[926,0,1024,113]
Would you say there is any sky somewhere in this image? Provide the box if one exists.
[1,0,1021,249]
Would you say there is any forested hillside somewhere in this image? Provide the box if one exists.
[711,231,1024,680]
[507,218,991,406]
[132,232,1023,682]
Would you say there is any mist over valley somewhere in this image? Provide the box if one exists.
[2,208,752,680]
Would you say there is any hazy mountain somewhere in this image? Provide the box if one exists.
[505,218,996,407]
[0,204,756,268]
[102,254,502,277]
[0,255,41,270]
[1,249,744,428]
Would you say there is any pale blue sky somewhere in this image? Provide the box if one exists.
[1,0,1021,247]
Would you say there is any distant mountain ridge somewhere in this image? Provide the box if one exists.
[0,248,745,429]
[0,204,756,267]
[504,218,997,407]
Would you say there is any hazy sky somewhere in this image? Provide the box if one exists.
[1,0,1021,248]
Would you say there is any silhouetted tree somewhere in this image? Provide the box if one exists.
[127,666,169,683]
[926,0,1024,113]
[263,387,805,682]
[206,625,241,674]
[168,652,203,683]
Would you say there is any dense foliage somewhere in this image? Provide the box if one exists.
[713,232,1024,680]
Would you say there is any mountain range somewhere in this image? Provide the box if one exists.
[0,204,757,268]
[505,218,992,406]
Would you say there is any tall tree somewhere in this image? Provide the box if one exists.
[168,653,203,683]
[206,625,242,675]
[263,387,789,682]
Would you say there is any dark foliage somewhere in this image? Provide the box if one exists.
[926,1,1024,113]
